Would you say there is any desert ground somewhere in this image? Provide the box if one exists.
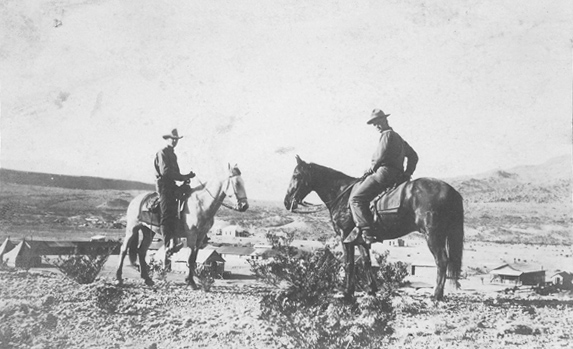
[1,164,572,349]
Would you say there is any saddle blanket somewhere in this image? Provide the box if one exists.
[138,192,188,232]
[371,180,408,214]
[138,192,161,227]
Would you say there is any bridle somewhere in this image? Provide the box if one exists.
[196,173,247,211]
[289,171,364,214]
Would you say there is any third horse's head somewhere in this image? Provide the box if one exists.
[226,164,249,212]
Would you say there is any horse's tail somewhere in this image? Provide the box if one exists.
[128,225,140,265]
[445,188,464,285]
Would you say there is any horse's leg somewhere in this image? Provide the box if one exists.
[343,242,356,300]
[432,244,448,301]
[186,247,199,290]
[422,215,448,301]
[116,224,136,284]
[357,244,378,295]
[139,226,155,286]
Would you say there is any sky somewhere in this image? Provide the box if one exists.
[1,0,571,201]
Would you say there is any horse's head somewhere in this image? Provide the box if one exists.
[224,164,249,212]
[284,155,314,211]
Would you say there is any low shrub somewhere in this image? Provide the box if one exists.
[48,243,119,284]
[196,265,215,292]
[250,232,404,349]
[148,257,168,281]
[94,284,124,313]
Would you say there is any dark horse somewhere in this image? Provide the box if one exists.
[283,156,464,301]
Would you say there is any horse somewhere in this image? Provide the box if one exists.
[283,155,464,301]
[116,164,249,288]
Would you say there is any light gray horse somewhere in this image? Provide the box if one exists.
[116,164,248,288]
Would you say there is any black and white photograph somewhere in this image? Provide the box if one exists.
[1,1,571,348]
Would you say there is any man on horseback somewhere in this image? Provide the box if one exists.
[347,109,418,245]
[155,128,196,256]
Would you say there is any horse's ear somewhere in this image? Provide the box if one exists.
[228,163,231,170]
[295,155,304,165]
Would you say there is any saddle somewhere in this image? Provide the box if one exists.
[343,179,409,244]
[138,184,193,228]
[370,180,408,215]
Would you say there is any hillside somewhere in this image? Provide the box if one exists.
[449,155,572,204]
[0,169,154,191]
[0,156,571,245]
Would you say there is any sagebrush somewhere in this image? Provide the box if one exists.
[249,232,407,349]
[196,264,216,292]
[48,243,119,284]
[94,284,124,313]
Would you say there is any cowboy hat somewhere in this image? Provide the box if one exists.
[366,109,391,124]
[162,128,183,139]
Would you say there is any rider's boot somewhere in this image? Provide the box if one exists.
[344,226,375,245]
[361,227,376,245]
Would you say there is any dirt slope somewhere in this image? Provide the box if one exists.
[1,270,571,349]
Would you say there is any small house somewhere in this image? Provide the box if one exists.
[489,263,545,286]
[551,271,573,289]
[291,239,325,252]
[221,225,249,238]
[409,261,437,279]
[171,247,225,276]
[216,245,255,260]
[250,247,280,260]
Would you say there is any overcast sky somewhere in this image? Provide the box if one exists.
[1,0,571,201]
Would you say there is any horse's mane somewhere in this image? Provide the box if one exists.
[308,162,355,182]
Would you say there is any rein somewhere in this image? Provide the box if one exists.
[291,177,363,214]
[324,177,362,208]
[195,175,241,211]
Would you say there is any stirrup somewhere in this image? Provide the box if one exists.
[362,231,376,245]
[343,227,363,244]
[166,242,183,258]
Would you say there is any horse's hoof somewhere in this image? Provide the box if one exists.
[144,279,155,286]
[186,281,199,290]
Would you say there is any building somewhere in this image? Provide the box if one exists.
[551,271,573,289]
[1,238,120,268]
[216,245,256,262]
[408,261,437,279]
[291,239,324,252]
[170,247,225,276]
[489,263,546,286]
[220,225,250,237]
[250,247,280,260]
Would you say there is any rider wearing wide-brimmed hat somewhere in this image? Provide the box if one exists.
[348,109,418,245]
[154,128,195,256]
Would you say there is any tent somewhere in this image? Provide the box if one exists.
[2,240,41,268]
[0,238,16,260]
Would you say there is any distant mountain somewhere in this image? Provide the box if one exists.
[0,169,155,191]
[448,155,572,203]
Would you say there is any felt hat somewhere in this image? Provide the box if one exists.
[366,109,391,124]
[162,128,183,139]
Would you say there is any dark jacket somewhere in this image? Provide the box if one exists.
[154,146,188,183]
[370,128,418,178]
